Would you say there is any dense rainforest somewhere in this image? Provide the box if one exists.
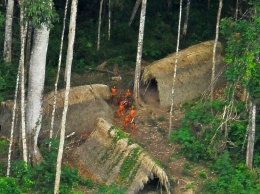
[0,0,260,193]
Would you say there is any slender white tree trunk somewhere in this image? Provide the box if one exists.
[6,61,20,177]
[108,0,111,40]
[7,0,27,175]
[129,0,142,26]
[133,0,147,104]
[97,0,104,50]
[246,100,256,170]
[168,0,182,137]
[50,0,69,140]
[54,0,78,193]
[18,0,28,163]
[26,25,50,164]
[3,0,14,62]
[183,0,190,37]
[210,0,222,102]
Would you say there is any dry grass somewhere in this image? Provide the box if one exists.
[142,40,223,83]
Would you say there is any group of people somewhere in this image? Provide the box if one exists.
[110,86,136,135]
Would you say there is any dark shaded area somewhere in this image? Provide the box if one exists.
[138,176,167,194]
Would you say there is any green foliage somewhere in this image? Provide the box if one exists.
[119,147,140,183]
[0,177,22,194]
[21,0,59,29]
[96,183,126,194]
[0,139,8,155]
[220,7,260,101]
[170,98,256,164]
[170,100,226,161]
[203,151,260,193]
[109,126,134,145]
[0,11,4,27]
[171,124,209,161]
[106,56,125,67]
[5,139,92,194]
[182,100,225,124]
[0,61,18,102]
[198,171,207,179]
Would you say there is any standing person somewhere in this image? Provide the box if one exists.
[110,85,117,102]
[131,122,136,135]
[129,106,136,120]
[117,101,125,117]
[124,115,130,130]
[125,89,131,99]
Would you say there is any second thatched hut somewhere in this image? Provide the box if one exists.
[141,40,226,107]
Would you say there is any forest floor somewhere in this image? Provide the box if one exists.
[60,65,221,194]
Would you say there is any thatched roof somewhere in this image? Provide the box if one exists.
[0,84,113,139]
[75,118,172,194]
[43,84,110,114]
[0,84,110,113]
[142,40,223,83]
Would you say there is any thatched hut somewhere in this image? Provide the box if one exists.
[0,84,113,139]
[75,118,172,194]
[142,40,226,107]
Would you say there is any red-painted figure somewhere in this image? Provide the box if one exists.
[129,106,136,120]
[124,115,130,130]
[125,89,131,99]
[117,102,125,117]
[110,86,117,101]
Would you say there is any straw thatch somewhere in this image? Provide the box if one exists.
[0,84,113,139]
[43,84,110,114]
[75,118,172,194]
[141,40,225,106]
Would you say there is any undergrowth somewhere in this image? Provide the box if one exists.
[170,100,260,193]
[0,137,127,194]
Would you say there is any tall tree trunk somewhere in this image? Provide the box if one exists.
[7,0,28,175]
[210,0,222,102]
[168,0,182,137]
[235,0,239,21]
[3,0,14,62]
[18,0,28,163]
[54,0,78,193]
[128,0,142,26]
[50,0,69,140]
[108,0,111,40]
[246,100,256,170]
[26,25,50,165]
[133,0,147,104]
[97,0,104,50]
[25,22,33,85]
[6,60,20,177]
[183,0,190,37]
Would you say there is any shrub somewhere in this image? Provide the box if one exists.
[0,177,22,194]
